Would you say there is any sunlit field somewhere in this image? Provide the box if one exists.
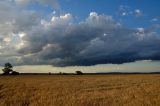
[0,74,160,106]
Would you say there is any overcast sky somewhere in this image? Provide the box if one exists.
[0,0,160,73]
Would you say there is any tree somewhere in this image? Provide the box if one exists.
[2,63,19,75]
[75,71,83,75]
[2,63,13,75]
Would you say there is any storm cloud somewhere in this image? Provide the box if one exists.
[18,12,160,66]
[0,1,160,66]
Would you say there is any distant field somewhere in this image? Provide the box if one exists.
[0,75,160,106]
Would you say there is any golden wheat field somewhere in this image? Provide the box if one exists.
[0,75,160,106]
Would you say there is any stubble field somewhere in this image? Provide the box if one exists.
[0,74,160,106]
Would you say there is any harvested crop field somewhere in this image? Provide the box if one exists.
[0,74,160,106]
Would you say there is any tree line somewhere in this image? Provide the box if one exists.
[1,63,83,75]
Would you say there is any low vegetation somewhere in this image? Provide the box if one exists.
[0,75,160,106]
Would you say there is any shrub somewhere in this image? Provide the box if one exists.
[75,71,83,75]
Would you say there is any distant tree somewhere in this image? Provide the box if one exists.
[75,71,83,75]
[48,72,52,75]
[2,63,19,75]
[2,63,13,75]
[59,72,62,75]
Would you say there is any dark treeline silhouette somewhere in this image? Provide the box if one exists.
[18,72,160,75]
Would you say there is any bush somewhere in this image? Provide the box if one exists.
[75,71,83,75]
[10,71,19,75]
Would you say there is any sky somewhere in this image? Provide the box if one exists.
[0,0,160,73]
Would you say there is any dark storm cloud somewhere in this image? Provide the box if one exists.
[17,12,160,66]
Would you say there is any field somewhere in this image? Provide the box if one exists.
[0,75,160,106]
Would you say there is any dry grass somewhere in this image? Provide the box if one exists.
[0,74,160,106]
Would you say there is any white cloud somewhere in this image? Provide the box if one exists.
[136,28,146,40]
[137,28,144,33]
[122,12,127,16]
[118,6,143,17]
[51,13,73,25]
[15,41,25,49]
[0,45,3,49]
[52,11,56,15]
[89,12,98,17]
[134,9,142,17]
[118,5,131,16]
[60,13,72,21]
[18,32,26,38]
[151,18,160,22]
[103,33,107,36]
[3,37,11,43]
